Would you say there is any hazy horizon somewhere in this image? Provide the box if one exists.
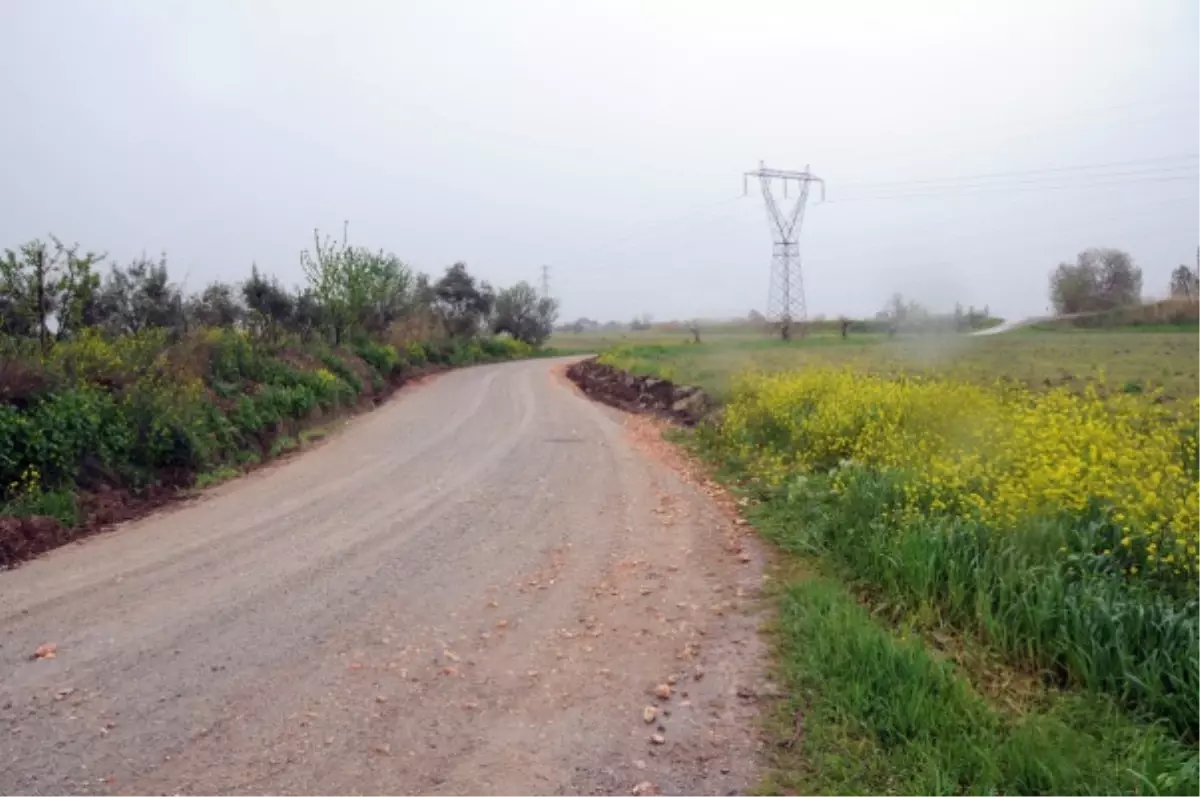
[2,0,1197,324]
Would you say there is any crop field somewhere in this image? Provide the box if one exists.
[596,327,1200,794]
[588,327,1199,402]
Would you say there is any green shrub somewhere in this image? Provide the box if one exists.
[119,374,211,474]
[207,329,265,385]
[196,401,240,465]
[448,340,484,366]
[420,339,453,365]
[268,435,298,457]
[318,352,362,396]
[352,340,400,376]
[195,465,240,488]
[0,387,134,497]
[404,340,428,366]
[490,336,533,360]
[46,328,171,389]
[0,405,28,491]
[0,485,78,526]
[229,394,263,437]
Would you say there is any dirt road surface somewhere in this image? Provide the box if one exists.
[0,358,767,795]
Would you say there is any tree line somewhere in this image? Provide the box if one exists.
[1049,247,1199,315]
[0,228,559,349]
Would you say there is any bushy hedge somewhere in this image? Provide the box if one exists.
[1,328,542,520]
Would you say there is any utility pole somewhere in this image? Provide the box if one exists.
[744,162,825,340]
[540,264,551,298]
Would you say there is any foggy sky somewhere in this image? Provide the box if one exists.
[1,0,1197,323]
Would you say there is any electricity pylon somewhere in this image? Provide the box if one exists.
[744,162,825,340]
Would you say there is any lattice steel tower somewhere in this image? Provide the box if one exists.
[744,162,825,340]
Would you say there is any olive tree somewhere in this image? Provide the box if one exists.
[492,280,558,345]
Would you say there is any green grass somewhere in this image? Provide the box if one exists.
[0,486,79,526]
[761,575,1198,795]
[194,465,240,489]
[268,434,298,458]
[1027,322,1200,334]
[596,328,1199,402]
[299,423,340,445]
[741,464,1199,741]
[549,324,772,354]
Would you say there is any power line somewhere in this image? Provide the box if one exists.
[834,154,1199,192]
[838,99,1196,167]
[826,172,1196,204]
[803,193,1196,263]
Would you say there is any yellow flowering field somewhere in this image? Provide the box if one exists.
[716,368,1199,582]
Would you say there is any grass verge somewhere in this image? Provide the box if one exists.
[759,572,1198,795]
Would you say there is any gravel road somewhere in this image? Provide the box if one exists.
[0,357,766,795]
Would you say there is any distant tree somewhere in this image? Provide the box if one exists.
[0,241,53,344]
[0,237,104,346]
[95,254,184,336]
[1169,265,1199,300]
[492,281,558,345]
[1050,248,1142,314]
[630,313,653,331]
[300,226,416,344]
[289,289,325,343]
[688,319,701,344]
[301,230,352,345]
[747,309,766,324]
[242,266,294,342]
[566,317,596,333]
[52,237,104,340]
[433,262,494,339]
[1095,250,1141,308]
[359,253,414,337]
[414,272,435,308]
[1050,261,1095,315]
[188,281,243,329]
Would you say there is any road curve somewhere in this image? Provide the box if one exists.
[0,357,764,796]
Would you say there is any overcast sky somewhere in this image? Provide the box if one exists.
[1,0,1196,322]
